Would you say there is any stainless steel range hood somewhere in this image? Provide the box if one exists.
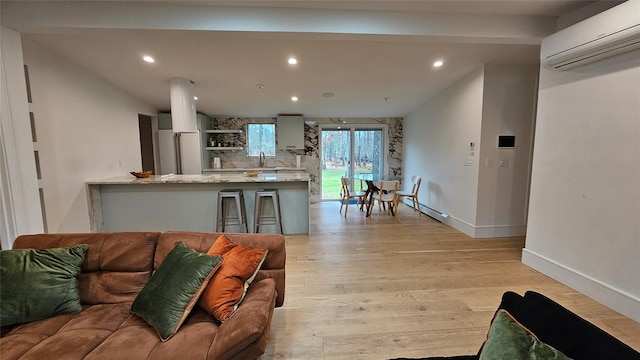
[170,78,197,133]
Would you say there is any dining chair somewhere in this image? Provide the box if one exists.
[339,177,367,217]
[396,175,422,216]
[372,180,399,222]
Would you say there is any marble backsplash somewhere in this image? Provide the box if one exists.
[208,117,402,202]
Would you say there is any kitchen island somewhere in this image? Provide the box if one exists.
[86,173,310,234]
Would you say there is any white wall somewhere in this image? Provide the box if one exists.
[404,64,537,237]
[21,38,156,233]
[404,66,484,234]
[524,49,640,322]
[0,27,44,247]
[476,64,538,236]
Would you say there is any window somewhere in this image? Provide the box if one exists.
[246,123,276,156]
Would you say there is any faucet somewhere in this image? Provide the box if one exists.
[259,151,266,168]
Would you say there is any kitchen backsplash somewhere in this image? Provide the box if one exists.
[208,117,403,202]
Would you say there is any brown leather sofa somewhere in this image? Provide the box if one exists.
[0,231,286,360]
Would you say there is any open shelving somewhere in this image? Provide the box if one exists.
[205,146,243,151]
[205,130,243,134]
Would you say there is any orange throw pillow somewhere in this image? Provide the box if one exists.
[198,235,268,322]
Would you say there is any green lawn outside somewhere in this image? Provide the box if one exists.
[321,168,345,199]
[321,168,372,199]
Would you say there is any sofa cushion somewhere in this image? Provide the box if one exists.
[12,232,160,304]
[479,309,570,360]
[131,242,222,341]
[198,235,268,322]
[0,244,88,326]
[0,302,133,359]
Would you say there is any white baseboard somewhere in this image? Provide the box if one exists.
[406,199,527,238]
[448,214,526,238]
[474,224,527,238]
[446,216,476,237]
[522,248,640,323]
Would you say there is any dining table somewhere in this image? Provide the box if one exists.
[352,174,402,217]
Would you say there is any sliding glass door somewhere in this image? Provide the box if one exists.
[320,126,385,200]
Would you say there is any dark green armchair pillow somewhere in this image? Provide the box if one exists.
[131,242,222,341]
[479,309,572,360]
[0,244,89,326]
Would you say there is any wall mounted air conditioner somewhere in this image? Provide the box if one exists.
[541,1,640,70]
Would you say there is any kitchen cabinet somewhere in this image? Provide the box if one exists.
[157,112,207,131]
[276,116,304,150]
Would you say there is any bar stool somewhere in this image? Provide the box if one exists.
[253,189,283,234]
[216,189,248,233]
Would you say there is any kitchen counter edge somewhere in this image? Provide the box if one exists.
[86,173,311,185]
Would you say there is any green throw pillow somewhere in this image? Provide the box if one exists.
[479,309,573,360]
[131,242,222,341]
[0,244,89,326]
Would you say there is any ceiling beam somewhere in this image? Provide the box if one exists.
[2,1,557,45]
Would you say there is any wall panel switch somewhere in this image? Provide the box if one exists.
[464,157,474,166]
[499,158,508,167]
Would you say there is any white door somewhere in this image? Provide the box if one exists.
[320,127,386,200]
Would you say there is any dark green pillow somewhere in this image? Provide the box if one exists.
[131,242,222,341]
[0,244,89,326]
[479,309,573,360]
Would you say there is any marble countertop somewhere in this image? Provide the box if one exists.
[87,173,310,185]
[202,167,305,172]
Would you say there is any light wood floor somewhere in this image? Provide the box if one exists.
[261,201,640,359]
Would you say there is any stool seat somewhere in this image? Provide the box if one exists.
[254,189,283,234]
[216,189,248,233]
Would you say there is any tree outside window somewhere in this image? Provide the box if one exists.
[247,123,275,156]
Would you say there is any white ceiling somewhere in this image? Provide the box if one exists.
[0,1,615,118]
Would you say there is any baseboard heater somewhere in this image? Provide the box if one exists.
[401,199,449,224]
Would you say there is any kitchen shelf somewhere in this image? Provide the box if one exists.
[205,130,243,134]
[206,147,244,151]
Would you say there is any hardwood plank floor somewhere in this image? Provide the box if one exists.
[260,201,640,359]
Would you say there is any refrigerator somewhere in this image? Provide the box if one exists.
[158,130,203,175]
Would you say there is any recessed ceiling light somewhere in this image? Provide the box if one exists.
[322,92,335,98]
[288,57,298,65]
[291,96,299,102]
[256,84,265,90]
[193,96,198,101]
[142,55,155,63]
[433,60,444,67]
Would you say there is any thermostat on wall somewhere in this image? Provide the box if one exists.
[498,135,515,148]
